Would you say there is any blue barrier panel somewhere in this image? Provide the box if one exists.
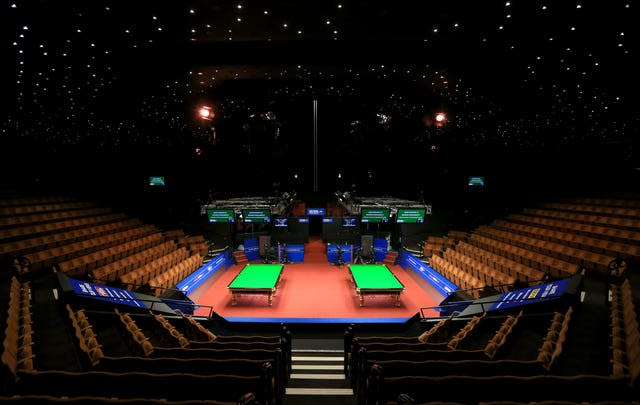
[398,250,458,297]
[244,238,260,261]
[490,278,571,311]
[176,251,232,296]
[373,238,388,262]
[327,243,352,263]
[284,244,304,262]
[68,278,146,308]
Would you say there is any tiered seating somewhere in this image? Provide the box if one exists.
[50,225,163,276]
[447,230,470,242]
[506,213,640,246]
[456,241,546,284]
[108,308,288,403]
[422,235,456,257]
[119,246,189,288]
[522,208,640,232]
[475,225,614,275]
[65,304,102,366]
[0,218,141,259]
[610,279,640,386]
[90,241,176,282]
[492,219,640,263]
[1,277,35,377]
[468,233,579,279]
[346,312,541,401]
[443,248,515,292]
[148,254,202,296]
[429,254,485,298]
[0,206,113,229]
[184,234,209,258]
[536,306,573,371]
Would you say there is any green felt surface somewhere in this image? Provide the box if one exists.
[348,264,404,290]
[228,263,283,289]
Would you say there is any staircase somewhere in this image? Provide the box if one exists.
[382,250,399,266]
[232,251,248,265]
[285,339,355,405]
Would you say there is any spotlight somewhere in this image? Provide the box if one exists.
[198,105,214,120]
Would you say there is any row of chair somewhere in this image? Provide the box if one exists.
[0,212,129,242]
[0,207,113,228]
[572,197,640,209]
[53,230,165,276]
[443,248,516,291]
[150,312,190,348]
[610,279,640,386]
[492,219,640,261]
[1,277,35,381]
[523,208,640,232]
[0,201,97,217]
[0,218,141,259]
[540,202,640,220]
[149,254,202,297]
[65,304,103,367]
[109,309,288,402]
[475,225,613,274]
[0,195,77,208]
[507,213,640,246]
[90,241,177,282]
[429,255,485,299]
[469,233,579,279]
[456,241,546,283]
[119,246,190,289]
[350,313,531,399]
[537,306,573,371]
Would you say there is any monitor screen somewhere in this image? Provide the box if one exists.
[274,217,288,227]
[241,209,272,223]
[343,217,358,227]
[468,176,485,186]
[149,176,165,186]
[360,207,390,223]
[206,209,235,223]
[396,208,426,224]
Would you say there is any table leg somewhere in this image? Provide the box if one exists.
[231,293,237,306]
[358,292,364,307]
[395,293,401,307]
[268,292,273,306]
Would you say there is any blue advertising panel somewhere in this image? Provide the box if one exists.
[68,278,146,308]
[322,217,334,223]
[176,251,232,295]
[373,238,388,262]
[398,250,458,297]
[490,278,571,311]
[243,238,260,261]
[297,217,309,223]
[306,208,325,216]
[327,243,352,263]
[283,244,304,262]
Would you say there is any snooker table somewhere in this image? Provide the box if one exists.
[348,264,405,306]
[227,263,284,306]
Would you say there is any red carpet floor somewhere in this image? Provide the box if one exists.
[192,238,443,322]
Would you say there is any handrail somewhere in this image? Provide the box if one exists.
[70,291,216,318]
[419,292,569,320]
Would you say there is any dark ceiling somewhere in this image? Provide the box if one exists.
[1,0,638,195]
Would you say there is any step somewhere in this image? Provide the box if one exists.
[286,388,353,396]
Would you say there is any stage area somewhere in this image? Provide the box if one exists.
[191,238,444,323]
